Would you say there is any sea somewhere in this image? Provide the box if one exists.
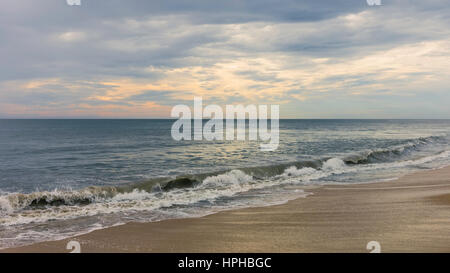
[0,119,449,248]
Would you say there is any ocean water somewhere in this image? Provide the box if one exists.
[0,119,449,248]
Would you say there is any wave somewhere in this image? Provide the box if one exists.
[0,157,344,220]
[343,135,444,164]
[0,161,322,214]
[1,135,448,224]
[0,187,118,214]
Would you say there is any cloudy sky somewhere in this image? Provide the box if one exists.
[0,0,449,118]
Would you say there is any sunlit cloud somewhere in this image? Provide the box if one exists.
[0,0,449,118]
[57,31,87,42]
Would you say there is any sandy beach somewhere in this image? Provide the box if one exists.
[2,166,450,253]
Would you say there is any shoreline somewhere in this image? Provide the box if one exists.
[2,166,450,253]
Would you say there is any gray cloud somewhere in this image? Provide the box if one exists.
[0,0,449,117]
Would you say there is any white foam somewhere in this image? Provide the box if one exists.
[277,166,328,184]
[202,170,253,188]
[1,149,449,248]
[4,151,448,227]
[0,169,307,228]
[322,158,346,171]
[282,166,317,177]
[0,196,14,215]
[112,189,153,202]
[277,150,450,186]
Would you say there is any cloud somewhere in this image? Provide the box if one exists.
[0,0,449,118]
[57,31,87,42]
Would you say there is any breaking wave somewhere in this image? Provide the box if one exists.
[343,135,444,164]
[1,135,448,215]
[0,134,449,248]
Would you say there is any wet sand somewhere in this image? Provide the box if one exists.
[2,166,450,253]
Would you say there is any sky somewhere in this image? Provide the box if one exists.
[0,0,449,118]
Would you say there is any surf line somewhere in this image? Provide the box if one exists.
[171,96,279,151]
